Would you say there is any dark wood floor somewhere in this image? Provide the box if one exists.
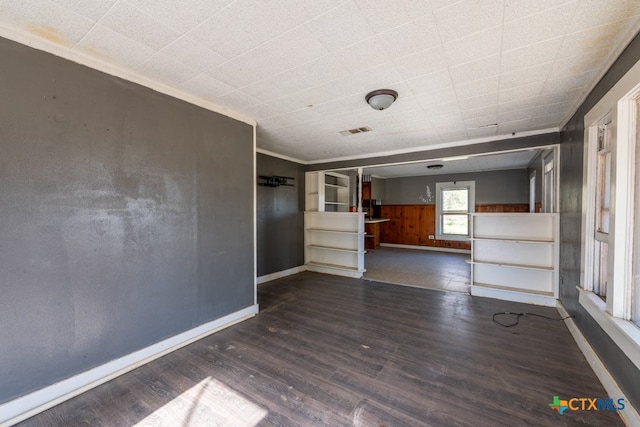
[18,272,622,426]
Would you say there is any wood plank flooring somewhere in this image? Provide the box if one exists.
[17,272,623,426]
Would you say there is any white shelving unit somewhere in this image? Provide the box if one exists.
[305,171,320,212]
[324,172,350,212]
[304,171,364,278]
[469,213,559,307]
[305,211,366,278]
[305,171,350,212]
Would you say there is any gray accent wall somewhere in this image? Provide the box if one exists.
[370,176,386,201]
[559,33,640,409]
[382,169,528,205]
[257,153,305,276]
[0,37,254,404]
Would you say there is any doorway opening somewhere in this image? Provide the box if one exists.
[325,145,559,292]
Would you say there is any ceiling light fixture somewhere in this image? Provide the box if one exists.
[365,89,398,110]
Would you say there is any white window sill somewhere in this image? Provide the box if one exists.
[435,234,470,241]
[578,286,640,371]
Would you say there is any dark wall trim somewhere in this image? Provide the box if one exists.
[307,132,560,171]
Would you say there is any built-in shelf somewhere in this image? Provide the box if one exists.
[471,237,554,244]
[472,282,555,297]
[305,171,350,213]
[469,260,554,271]
[470,213,559,307]
[304,182,365,278]
[307,228,365,236]
[306,244,366,254]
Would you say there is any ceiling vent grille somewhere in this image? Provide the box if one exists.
[339,126,372,136]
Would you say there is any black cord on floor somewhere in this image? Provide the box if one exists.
[492,311,574,327]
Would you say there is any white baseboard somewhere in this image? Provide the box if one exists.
[470,285,557,307]
[257,266,306,284]
[557,302,640,427]
[0,304,259,427]
[305,264,364,279]
[380,243,471,254]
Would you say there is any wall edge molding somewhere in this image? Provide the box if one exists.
[257,266,306,284]
[0,305,259,427]
[256,148,306,165]
[557,302,640,427]
[305,128,560,165]
[0,26,256,127]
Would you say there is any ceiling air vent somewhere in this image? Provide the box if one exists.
[339,126,372,136]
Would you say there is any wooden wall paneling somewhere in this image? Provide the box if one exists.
[475,203,529,212]
[405,206,421,245]
[379,204,527,250]
[394,205,403,243]
[424,205,436,246]
[362,182,371,201]
[380,206,398,243]
[437,240,472,250]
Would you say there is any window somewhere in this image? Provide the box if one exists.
[529,171,536,213]
[596,122,612,235]
[542,151,555,213]
[579,59,640,369]
[593,117,612,299]
[436,181,475,240]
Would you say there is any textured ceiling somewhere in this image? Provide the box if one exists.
[1,0,639,164]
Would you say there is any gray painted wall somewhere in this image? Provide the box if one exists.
[0,37,254,403]
[559,33,640,408]
[382,169,528,205]
[257,153,305,276]
[370,176,386,201]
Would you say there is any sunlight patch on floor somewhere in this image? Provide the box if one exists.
[133,376,267,426]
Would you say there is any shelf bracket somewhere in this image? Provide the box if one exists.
[258,175,294,187]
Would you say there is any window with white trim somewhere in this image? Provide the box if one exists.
[542,152,555,213]
[593,116,612,299]
[436,181,475,241]
[529,171,536,213]
[579,59,640,369]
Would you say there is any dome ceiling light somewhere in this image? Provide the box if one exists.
[365,89,398,110]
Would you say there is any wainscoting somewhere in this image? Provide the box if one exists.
[379,204,530,250]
